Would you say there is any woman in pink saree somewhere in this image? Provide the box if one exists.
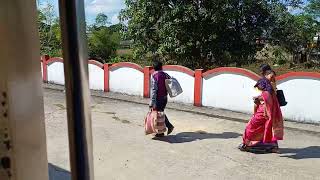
[240,70,284,153]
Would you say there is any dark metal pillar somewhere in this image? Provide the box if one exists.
[58,0,94,180]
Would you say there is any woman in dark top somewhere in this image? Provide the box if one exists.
[149,59,174,137]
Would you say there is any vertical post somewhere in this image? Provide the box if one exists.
[41,55,50,82]
[194,69,203,107]
[143,66,153,98]
[58,0,94,180]
[0,0,48,179]
[103,63,111,92]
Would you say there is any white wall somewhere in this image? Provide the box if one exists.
[202,73,257,113]
[278,79,320,123]
[88,64,104,90]
[164,71,194,104]
[109,67,143,96]
[43,60,320,123]
[47,62,65,85]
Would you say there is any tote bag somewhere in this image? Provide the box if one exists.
[165,77,183,98]
[144,110,167,135]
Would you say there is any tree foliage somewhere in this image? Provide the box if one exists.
[306,0,320,19]
[120,0,318,68]
[87,14,121,62]
[271,1,320,53]
[37,2,121,63]
[37,0,319,68]
[37,3,62,57]
[94,13,110,27]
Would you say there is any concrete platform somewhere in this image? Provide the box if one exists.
[44,87,320,180]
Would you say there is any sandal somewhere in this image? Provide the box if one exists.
[238,143,248,152]
[155,133,164,137]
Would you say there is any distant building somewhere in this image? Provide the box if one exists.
[119,40,133,49]
[314,32,320,43]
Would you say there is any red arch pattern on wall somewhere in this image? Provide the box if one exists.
[110,62,144,73]
[88,60,104,69]
[149,65,195,76]
[46,57,64,65]
[203,67,260,81]
[41,55,320,107]
[277,72,320,82]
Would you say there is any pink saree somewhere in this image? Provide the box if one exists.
[243,91,284,147]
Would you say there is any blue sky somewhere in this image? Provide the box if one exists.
[38,0,125,24]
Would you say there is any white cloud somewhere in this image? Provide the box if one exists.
[287,6,294,12]
[37,0,59,16]
[85,0,125,15]
[111,14,120,24]
[85,0,125,24]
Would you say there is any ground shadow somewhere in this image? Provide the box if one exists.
[152,131,242,144]
[49,163,71,180]
[280,146,320,160]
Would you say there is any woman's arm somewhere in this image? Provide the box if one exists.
[149,76,158,109]
[165,72,171,79]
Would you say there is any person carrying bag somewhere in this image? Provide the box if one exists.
[146,58,175,137]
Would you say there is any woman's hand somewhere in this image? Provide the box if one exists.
[253,98,260,105]
[149,105,157,111]
[253,96,263,104]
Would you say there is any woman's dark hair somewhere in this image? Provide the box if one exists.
[153,56,162,71]
[264,70,276,76]
[153,59,163,71]
[259,64,272,76]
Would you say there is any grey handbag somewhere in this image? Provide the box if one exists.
[165,77,183,98]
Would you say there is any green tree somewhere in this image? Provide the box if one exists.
[120,0,302,68]
[270,0,319,54]
[272,14,318,50]
[306,0,320,19]
[87,14,121,62]
[109,24,123,33]
[94,13,111,28]
[37,2,62,57]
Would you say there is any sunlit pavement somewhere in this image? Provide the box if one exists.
[45,89,320,180]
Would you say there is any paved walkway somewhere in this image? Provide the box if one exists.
[45,88,320,180]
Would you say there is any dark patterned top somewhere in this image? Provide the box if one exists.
[254,77,274,94]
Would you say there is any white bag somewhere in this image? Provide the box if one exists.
[165,77,183,98]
